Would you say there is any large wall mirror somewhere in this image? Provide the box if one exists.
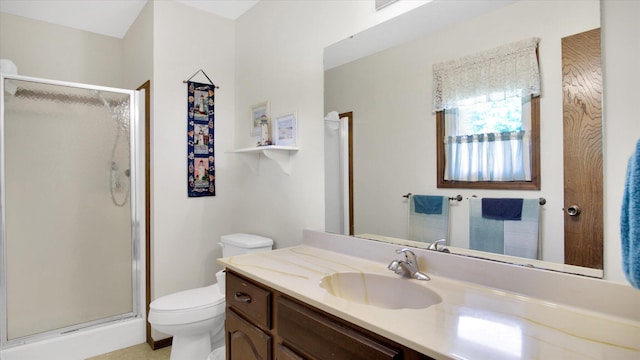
[324,0,603,277]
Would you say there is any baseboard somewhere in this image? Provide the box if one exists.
[150,336,172,350]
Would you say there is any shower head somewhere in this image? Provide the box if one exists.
[324,111,339,121]
[94,90,111,110]
[1,59,19,96]
[95,90,129,135]
[324,111,342,131]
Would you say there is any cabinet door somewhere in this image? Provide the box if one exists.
[277,296,401,360]
[227,309,272,360]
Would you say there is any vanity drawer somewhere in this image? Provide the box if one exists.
[277,296,401,360]
[226,271,272,329]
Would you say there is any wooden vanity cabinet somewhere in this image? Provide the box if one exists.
[225,270,434,360]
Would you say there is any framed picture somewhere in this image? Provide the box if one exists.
[274,112,297,146]
[250,101,269,137]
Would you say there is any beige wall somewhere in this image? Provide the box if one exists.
[231,0,427,251]
[149,0,236,307]
[0,12,123,87]
[123,0,153,90]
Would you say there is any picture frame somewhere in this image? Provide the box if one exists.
[250,101,269,137]
[274,112,298,147]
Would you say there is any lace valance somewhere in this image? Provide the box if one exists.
[432,37,541,112]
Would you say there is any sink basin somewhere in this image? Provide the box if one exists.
[319,272,441,309]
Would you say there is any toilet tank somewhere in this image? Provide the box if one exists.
[220,233,273,257]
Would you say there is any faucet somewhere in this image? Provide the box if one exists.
[388,248,430,281]
[428,239,450,253]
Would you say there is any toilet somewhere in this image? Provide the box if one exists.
[148,233,274,360]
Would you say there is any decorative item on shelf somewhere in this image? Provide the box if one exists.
[259,114,272,146]
[274,112,297,147]
[184,69,218,197]
[251,101,270,140]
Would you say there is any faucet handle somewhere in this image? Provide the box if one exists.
[395,248,417,263]
[388,259,399,269]
[428,239,446,251]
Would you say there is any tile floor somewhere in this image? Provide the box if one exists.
[87,343,171,360]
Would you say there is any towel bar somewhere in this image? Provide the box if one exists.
[402,193,462,202]
[467,195,547,205]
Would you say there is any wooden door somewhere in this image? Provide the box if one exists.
[562,28,603,269]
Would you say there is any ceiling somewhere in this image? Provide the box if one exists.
[0,0,260,38]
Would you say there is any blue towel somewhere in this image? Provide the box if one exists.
[413,195,444,215]
[470,198,540,259]
[503,199,540,260]
[482,198,524,220]
[408,195,449,243]
[469,198,504,254]
[621,139,640,289]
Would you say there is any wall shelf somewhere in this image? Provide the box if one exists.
[228,146,299,175]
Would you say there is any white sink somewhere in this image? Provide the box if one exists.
[320,272,442,309]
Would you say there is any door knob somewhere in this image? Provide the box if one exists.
[567,205,581,216]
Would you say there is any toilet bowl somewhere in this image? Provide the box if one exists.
[149,281,225,360]
[148,233,273,360]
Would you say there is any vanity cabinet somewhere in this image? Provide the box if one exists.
[225,270,435,360]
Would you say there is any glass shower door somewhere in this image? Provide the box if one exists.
[1,76,139,345]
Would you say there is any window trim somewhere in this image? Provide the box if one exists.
[436,95,541,190]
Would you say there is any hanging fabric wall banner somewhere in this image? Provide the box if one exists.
[187,81,215,197]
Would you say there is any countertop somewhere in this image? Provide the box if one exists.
[218,234,640,359]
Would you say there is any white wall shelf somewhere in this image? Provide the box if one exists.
[228,146,299,175]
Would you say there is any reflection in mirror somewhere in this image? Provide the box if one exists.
[324,0,602,277]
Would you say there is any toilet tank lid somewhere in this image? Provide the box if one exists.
[221,233,273,248]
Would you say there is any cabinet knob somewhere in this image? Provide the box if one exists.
[234,292,252,303]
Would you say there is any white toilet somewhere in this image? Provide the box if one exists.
[148,233,274,360]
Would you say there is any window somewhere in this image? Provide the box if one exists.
[432,38,541,190]
[436,96,540,189]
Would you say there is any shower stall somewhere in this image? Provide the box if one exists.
[0,74,145,359]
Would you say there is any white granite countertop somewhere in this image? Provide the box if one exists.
[218,234,640,359]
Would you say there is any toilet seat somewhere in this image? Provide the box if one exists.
[149,285,225,325]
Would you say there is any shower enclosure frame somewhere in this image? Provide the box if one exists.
[0,73,144,350]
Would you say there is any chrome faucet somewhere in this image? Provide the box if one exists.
[428,239,450,253]
[388,248,430,281]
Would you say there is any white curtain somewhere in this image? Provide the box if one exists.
[433,38,540,181]
[444,129,532,181]
[444,98,532,181]
[432,37,541,112]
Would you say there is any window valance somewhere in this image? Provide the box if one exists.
[432,37,541,112]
